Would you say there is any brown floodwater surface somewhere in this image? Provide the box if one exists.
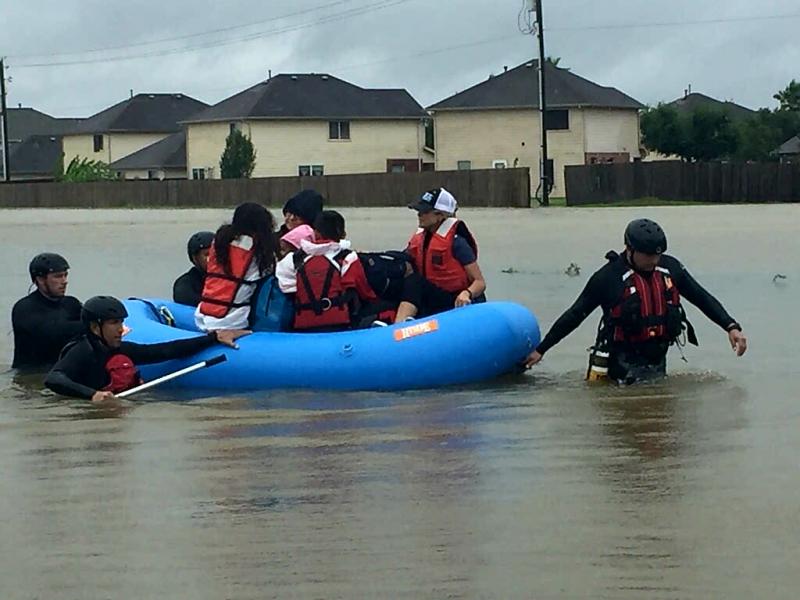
[0,205,797,599]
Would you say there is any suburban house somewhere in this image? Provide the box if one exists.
[109,131,187,180]
[664,91,755,120]
[642,91,756,161]
[774,135,800,163]
[2,107,83,180]
[8,135,64,181]
[62,93,208,175]
[182,73,430,180]
[427,59,643,196]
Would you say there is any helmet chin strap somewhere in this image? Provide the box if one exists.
[92,320,110,347]
[37,282,59,301]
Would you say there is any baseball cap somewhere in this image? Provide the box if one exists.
[408,188,458,214]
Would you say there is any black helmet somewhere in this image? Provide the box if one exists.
[624,219,667,254]
[81,296,128,326]
[187,231,214,261]
[29,253,69,281]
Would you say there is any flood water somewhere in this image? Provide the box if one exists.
[1,205,797,599]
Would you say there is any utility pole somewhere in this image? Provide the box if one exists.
[0,59,10,183]
[534,0,549,206]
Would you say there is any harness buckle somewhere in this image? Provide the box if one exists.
[320,297,333,311]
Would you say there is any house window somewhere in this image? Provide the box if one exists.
[391,164,406,173]
[424,119,434,149]
[192,168,206,180]
[93,135,104,152]
[492,160,508,169]
[329,121,350,140]
[147,170,158,180]
[229,122,241,135]
[457,160,472,170]
[544,109,569,131]
[299,165,324,176]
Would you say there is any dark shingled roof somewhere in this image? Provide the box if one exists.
[183,74,427,123]
[8,134,63,177]
[428,59,643,111]
[109,131,187,170]
[776,135,800,155]
[665,93,756,121]
[5,107,83,141]
[70,93,209,134]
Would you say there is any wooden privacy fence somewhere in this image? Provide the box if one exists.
[565,161,800,205]
[0,168,530,209]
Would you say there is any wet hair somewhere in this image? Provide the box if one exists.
[312,210,346,241]
[214,202,277,275]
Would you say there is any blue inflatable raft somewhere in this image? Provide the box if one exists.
[122,298,540,393]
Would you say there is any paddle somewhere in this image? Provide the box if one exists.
[117,354,227,398]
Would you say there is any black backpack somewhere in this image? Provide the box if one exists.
[359,250,410,302]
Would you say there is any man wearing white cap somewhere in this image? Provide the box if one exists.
[395,188,487,321]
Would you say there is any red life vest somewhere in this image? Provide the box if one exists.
[406,218,478,293]
[609,266,681,344]
[102,353,142,393]
[293,249,353,330]
[198,237,258,318]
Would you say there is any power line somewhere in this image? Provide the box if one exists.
[18,33,525,117]
[9,0,358,59]
[14,6,798,69]
[547,12,800,31]
[12,0,414,69]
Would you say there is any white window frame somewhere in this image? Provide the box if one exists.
[191,168,206,180]
[492,159,508,169]
[299,164,324,177]
[457,160,472,170]
[328,120,350,141]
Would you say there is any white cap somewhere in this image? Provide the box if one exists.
[410,187,458,213]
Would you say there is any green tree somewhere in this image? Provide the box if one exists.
[735,108,800,161]
[684,107,738,161]
[641,104,739,161]
[58,156,116,182]
[773,79,800,112]
[640,104,686,157]
[220,129,256,179]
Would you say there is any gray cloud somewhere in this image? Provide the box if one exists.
[3,0,798,117]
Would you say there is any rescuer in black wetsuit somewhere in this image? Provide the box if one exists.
[12,253,84,370]
[524,219,747,383]
[173,231,214,306]
[45,296,248,402]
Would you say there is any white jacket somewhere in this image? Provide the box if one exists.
[276,239,355,294]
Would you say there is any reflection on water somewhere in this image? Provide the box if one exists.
[1,206,798,598]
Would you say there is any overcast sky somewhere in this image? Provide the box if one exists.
[3,0,799,117]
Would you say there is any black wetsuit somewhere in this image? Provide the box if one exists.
[172,267,205,306]
[11,291,84,370]
[45,332,218,399]
[536,251,739,382]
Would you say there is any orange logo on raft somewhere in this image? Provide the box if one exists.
[393,319,440,341]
